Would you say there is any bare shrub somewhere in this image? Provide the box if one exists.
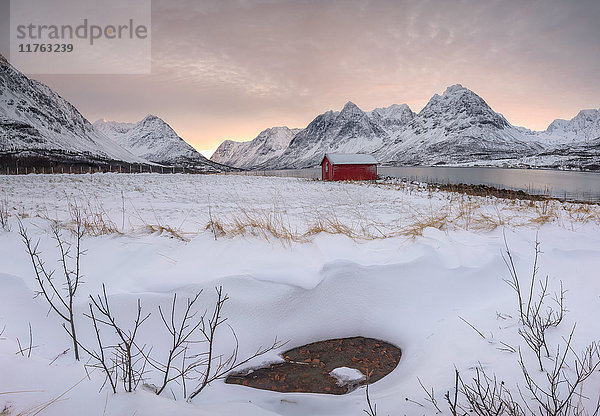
[187,286,284,400]
[18,216,85,361]
[15,323,35,358]
[87,284,151,393]
[76,285,283,399]
[450,366,525,416]
[145,291,206,397]
[0,196,9,232]
[363,371,378,416]
[503,234,566,371]
[519,329,600,416]
[418,377,443,413]
[440,238,600,416]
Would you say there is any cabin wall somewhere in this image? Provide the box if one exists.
[321,157,377,181]
[332,164,377,181]
[321,158,334,181]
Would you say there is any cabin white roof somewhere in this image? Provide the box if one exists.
[322,153,378,165]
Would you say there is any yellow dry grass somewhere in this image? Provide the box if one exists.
[7,179,600,244]
[0,371,90,416]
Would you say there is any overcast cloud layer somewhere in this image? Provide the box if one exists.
[1,0,599,154]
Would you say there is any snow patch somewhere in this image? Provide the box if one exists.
[329,367,366,386]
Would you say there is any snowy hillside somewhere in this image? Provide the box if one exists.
[210,126,301,169]
[94,115,230,171]
[374,84,543,165]
[261,86,542,169]
[0,54,144,164]
[538,108,600,145]
[368,103,415,137]
[267,102,392,169]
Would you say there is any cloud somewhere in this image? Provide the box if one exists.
[22,0,600,149]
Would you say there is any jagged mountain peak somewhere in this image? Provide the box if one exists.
[93,118,135,131]
[341,101,361,112]
[575,108,600,119]
[95,114,227,170]
[542,107,600,144]
[337,101,366,121]
[443,83,469,95]
[417,84,509,130]
[140,114,161,123]
[370,103,414,119]
[210,125,300,169]
[547,108,600,132]
[369,103,415,134]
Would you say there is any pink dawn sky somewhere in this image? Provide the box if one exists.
[2,0,599,156]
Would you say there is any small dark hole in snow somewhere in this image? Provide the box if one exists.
[225,336,402,395]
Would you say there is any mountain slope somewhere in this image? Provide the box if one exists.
[375,84,542,165]
[248,85,542,169]
[538,109,600,145]
[267,102,395,169]
[368,103,415,139]
[210,126,301,169]
[94,115,229,171]
[0,54,144,165]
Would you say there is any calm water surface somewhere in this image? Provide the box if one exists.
[237,166,600,202]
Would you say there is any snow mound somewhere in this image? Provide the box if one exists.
[329,367,366,386]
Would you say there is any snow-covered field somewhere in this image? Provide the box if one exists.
[1,173,599,416]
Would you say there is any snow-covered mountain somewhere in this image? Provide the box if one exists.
[538,109,600,145]
[0,54,145,165]
[246,85,541,169]
[374,84,542,165]
[262,102,397,169]
[94,115,229,171]
[210,126,301,169]
[213,84,600,170]
[368,103,415,138]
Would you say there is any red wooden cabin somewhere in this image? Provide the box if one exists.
[321,153,378,181]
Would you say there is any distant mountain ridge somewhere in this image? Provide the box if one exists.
[94,115,229,171]
[0,53,145,165]
[538,109,600,145]
[2,51,598,172]
[0,54,231,172]
[211,126,301,169]
[211,84,600,171]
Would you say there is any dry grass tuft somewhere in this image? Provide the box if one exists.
[401,210,449,238]
[226,209,298,244]
[206,219,226,238]
[145,224,189,241]
[74,199,119,236]
[0,371,91,416]
[5,176,600,244]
